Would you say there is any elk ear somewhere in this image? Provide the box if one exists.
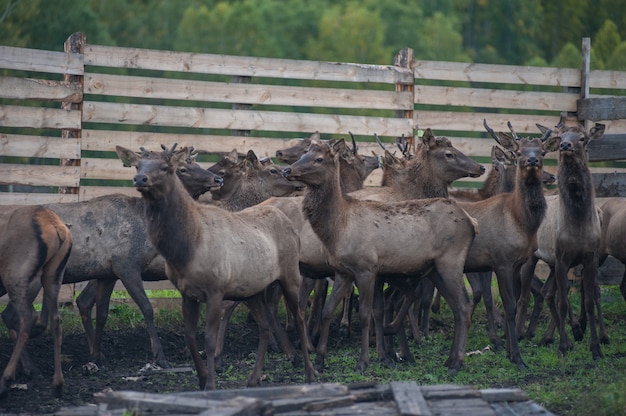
[259,156,272,166]
[116,145,140,167]
[491,146,508,164]
[542,136,561,153]
[589,123,605,141]
[331,137,347,157]
[246,149,259,166]
[496,132,517,152]
[227,149,239,162]
[420,128,436,148]
[309,131,321,143]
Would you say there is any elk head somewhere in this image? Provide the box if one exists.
[275,131,320,164]
[418,128,485,180]
[536,115,605,164]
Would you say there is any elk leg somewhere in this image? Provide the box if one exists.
[265,284,298,360]
[75,279,99,358]
[494,266,526,369]
[621,270,626,303]
[215,300,239,372]
[338,283,354,338]
[417,279,435,338]
[278,275,316,384]
[554,259,574,356]
[429,266,471,374]
[181,294,208,390]
[116,270,168,368]
[243,295,272,387]
[478,272,504,350]
[371,276,392,369]
[525,274,545,340]
[581,259,603,360]
[40,264,65,397]
[307,278,328,344]
[539,273,557,346]
[515,256,539,339]
[315,274,353,372]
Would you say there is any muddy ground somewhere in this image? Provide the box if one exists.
[0,311,345,415]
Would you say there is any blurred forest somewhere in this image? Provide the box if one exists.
[1,0,626,69]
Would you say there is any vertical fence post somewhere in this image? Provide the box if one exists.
[60,32,85,196]
[393,48,415,153]
[579,38,591,128]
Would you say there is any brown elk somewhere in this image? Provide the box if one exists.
[115,144,316,390]
[599,197,626,302]
[455,120,559,368]
[2,145,223,370]
[283,139,477,374]
[0,205,72,398]
[515,118,606,360]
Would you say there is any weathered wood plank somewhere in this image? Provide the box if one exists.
[391,381,431,416]
[420,384,481,400]
[578,96,626,121]
[0,134,81,159]
[0,76,82,102]
[85,73,412,110]
[593,172,626,197]
[427,398,496,416]
[85,44,412,84]
[0,164,80,187]
[415,85,577,112]
[588,133,626,161]
[490,401,555,416]
[480,388,529,403]
[0,105,82,130]
[177,382,349,402]
[0,192,79,205]
[589,68,626,90]
[0,45,84,75]
[413,60,580,87]
[414,111,562,134]
[82,101,413,137]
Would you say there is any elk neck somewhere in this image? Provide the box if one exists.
[142,173,199,270]
[557,151,595,223]
[511,165,547,233]
[302,163,349,252]
[402,158,450,199]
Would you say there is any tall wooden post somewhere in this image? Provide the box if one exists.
[394,48,415,154]
[60,32,85,196]
[579,38,591,128]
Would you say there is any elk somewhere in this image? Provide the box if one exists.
[453,120,558,368]
[283,139,477,374]
[0,205,72,398]
[599,197,626,302]
[1,145,223,370]
[515,118,606,360]
[115,144,316,390]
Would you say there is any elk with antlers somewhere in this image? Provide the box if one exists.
[515,117,606,360]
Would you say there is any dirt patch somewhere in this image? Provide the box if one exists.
[0,317,336,415]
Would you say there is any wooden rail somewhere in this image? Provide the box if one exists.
[2,33,626,205]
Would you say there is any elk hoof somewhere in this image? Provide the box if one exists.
[591,345,603,361]
[572,325,584,342]
[355,360,368,374]
[52,383,63,398]
[538,337,554,346]
[600,335,610,345]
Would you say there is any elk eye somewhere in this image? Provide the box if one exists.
[315,157,323,163]
[218,170,226,176]
[445,152,454,159]
[270,169,278,174]
[179,167,188,174]
[161,166,168,172]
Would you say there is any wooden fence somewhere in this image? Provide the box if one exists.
[2,33,626,205]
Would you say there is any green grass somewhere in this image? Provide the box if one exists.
[1,284,624,415]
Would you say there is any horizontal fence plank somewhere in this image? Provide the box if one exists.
[0,45,84,75]
[0,76,83,102]
[82,129,315,156]
[414,111,561,133]
[85,45,412,84]
[0,134,81,159]
[588,134,626,161]
[578,96,626,121]
[0,192,79,205]
[414,60,580,87]
[0,164,80,187]
[0,105,82,130]
[415,85,577,112]
[85,73,411,110]
[82,101,413,137]
[589,69,626,90]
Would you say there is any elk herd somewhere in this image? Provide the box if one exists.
[2,114,625,399]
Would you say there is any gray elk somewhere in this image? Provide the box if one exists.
[2,145,223,369]
[0,205,72,398]
[599,197,626,302]
[456,120,559,369]
[283,138,477,374]
[515,118,606,360]
[115,144,316,390]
